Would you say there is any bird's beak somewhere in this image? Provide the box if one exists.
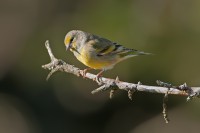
[66,43,71,51]
[66,43,81,55]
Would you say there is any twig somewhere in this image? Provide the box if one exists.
[157,80,170,123]
[162,91,169,123]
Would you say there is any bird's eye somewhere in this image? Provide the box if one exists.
[70,37,74,43]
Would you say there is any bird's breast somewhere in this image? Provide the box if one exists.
[74,48,115,70]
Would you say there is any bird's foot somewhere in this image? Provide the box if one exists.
[93,70,104,85]
[80,68,91,78]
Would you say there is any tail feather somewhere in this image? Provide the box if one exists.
[136,51,153,55]
[119,49,153,58]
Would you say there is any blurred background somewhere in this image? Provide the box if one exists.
[1,0,200,133]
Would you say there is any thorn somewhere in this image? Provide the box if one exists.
[186,96,191,102]
[186,91,198,102]
[115,76,119,82]
[128,90,134,100]
[46,71,53,81]
[110,90,115,99]
[91,85,106,94]
[177,83,195,101]
[137,81,142,85]
[45,40,49,47]
[178,82,188,90]
[127,82,139,100]
[46,66,59,81]
[91,81,117,95]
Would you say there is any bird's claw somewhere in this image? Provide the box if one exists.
[93,70,104,84]
[80,68,91,78]
[93,77,103,85]
[93,74,103,85]
[81,69,87,78]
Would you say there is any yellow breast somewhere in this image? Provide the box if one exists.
[75,47,112,70]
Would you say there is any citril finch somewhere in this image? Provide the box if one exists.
[64,30,151,82]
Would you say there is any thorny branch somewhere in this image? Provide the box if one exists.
[42,40,200,123]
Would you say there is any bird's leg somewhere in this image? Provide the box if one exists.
[81,68,92,78]
[93,70,104,84]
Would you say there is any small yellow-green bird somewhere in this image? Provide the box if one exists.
[64,30,151,82]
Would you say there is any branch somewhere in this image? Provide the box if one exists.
[42,40,200,123]
[42,40,200,99]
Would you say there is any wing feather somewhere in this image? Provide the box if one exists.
[86,34,142,58]
[87,35,133,56]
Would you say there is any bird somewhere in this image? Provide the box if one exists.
[64,30,151,83]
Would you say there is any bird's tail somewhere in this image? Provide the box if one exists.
[119,49,153,58]
[135,51,153,55]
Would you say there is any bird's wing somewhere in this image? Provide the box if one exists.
[87,35,134,56]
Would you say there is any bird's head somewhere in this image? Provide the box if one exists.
[64,30,77,51]
[64,30,87,55]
